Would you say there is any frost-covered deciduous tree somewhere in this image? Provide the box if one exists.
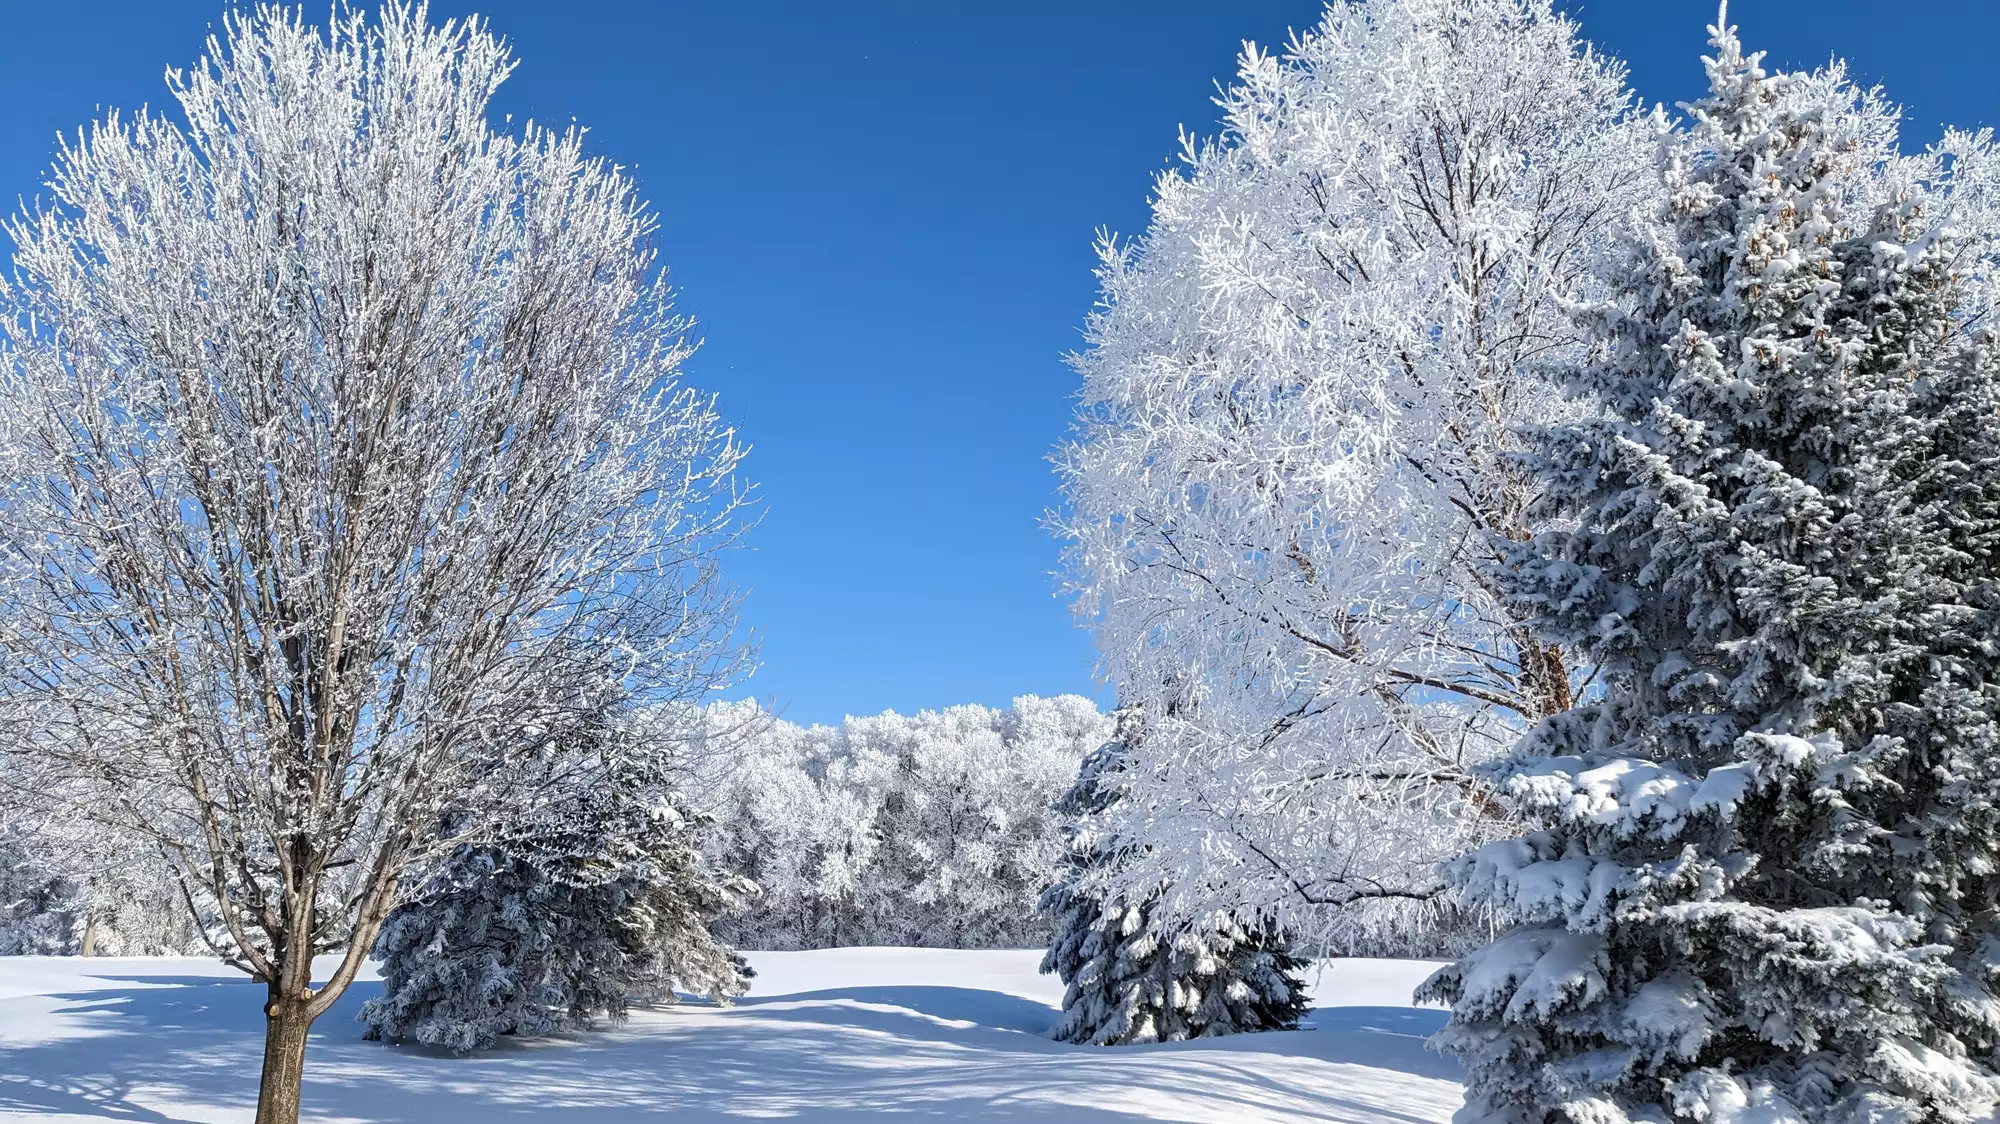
[1423,11,2000,1123]
[847,697,1105,947]
[696,696,1107,950]
[0,6,747,1120]
[1056,0,1650,947]
[693,700,881,949]
[361,712,753,1054]
[1040,708,1309,1045]
[0,794,206,956]
[0,811,93,956]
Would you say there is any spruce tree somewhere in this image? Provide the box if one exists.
[1423,11,2000,1124]
[361,719,753,1054]
[1039,709,1308,1045]
[359,826,633,1053]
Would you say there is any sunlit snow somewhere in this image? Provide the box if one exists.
[0,949,1459,1122]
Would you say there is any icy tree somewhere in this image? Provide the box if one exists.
[847,695,1105,947]
[0,799,206,956]
[0,6,747,1121]
[1040,708,1309,1044]
[1055,0,1650,948]
[361,713,752,1054]
[1423,11,2000,1123]
[0,826,85,956]
[694,703,883,949]
[695,696,1107,950]
[594,706,758,1007]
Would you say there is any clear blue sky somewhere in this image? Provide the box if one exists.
[0,2,1994,725]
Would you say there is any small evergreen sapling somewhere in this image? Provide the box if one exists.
[361,830,626,1053]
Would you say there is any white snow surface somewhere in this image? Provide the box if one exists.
[0,948,1459,1122]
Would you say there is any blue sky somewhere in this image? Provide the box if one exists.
[0,2,1993,726]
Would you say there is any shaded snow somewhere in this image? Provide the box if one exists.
[0,949,1458,1122]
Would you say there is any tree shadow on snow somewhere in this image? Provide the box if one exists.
[0,975,273,1122]
[738,984,1066,1037]
[734,986,1455,1078]
[0,973,1460,1123]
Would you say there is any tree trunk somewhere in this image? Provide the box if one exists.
[254,995,315,1124]
[79,914,98,958]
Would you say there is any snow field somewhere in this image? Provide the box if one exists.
[0,949,1459,1122]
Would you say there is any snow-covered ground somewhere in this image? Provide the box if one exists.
[0,948,1460,1122]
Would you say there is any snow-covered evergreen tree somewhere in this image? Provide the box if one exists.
[1040,709,1309,1045]
[1423,11,2000,1123]
[362,716,752,1054]
[360,829,631,1053]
